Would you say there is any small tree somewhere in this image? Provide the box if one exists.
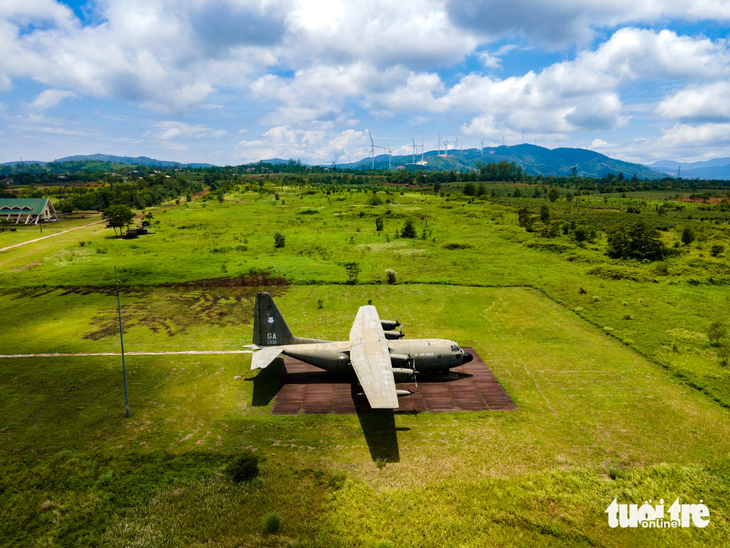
[476,182,486,196]
[401,219,417,238]
[433,182,442,193]
[681,227,695,246]
[375,216,384,232]
[385,269,397,284]
[709,321,727,346]
[606,220,665,261]
[463,182,476,196]
[344,262,360,284]
[274,232,285,248]
[540,205,550,223]
[102,205,135,237]
[548,186,560,202]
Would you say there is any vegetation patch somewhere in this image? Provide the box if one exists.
[442,242,473,250]
[587,264,654,282]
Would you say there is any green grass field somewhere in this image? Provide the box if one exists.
[1,187,730,546]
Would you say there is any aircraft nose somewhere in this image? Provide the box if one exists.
[461,352,473,364]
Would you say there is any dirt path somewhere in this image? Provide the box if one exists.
[0,220,105,253]
[0,350,253,358]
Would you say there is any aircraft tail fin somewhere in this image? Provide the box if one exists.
[253,292,296,347]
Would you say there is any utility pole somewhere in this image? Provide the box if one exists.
[115,266,130,418]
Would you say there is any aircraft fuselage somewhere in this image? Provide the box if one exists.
[281,338,471,375]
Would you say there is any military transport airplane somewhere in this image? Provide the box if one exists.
[246,293,473,409]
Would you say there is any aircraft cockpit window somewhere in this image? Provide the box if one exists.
[451,345,458,352]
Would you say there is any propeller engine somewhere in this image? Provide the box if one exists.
[383,328,405,340]
[380,319,401,330]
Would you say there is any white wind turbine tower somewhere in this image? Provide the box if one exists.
[420,137,425,162]
[437,131,442,155]
[443,136,449,156]
[367,130,384,170]
[480,138,484,155]
[385,143,394,169]
[411,134,418,164]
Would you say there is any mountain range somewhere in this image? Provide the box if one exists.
[328,144,661,179]
[647,158,730,180]
[1,154,213,168]
[6,147,730,179]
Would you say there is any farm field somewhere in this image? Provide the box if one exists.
[1,184,730,546]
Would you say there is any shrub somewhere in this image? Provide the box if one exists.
[578,287,587,294]
[375,216,384,231]
[442,242,473,250]
[262,512,281,534]
[401,219,417,238]
[376,542,395,548]
[385,269,397,284]
[317,299,324,309]
[718,346,729,367]
[375,457,387,469]
[463,182,476,196]
[225,451,259,484]
[708,321,727,346]
[711,244,724,257]
[608,467,626,480]
[273,232,285,248]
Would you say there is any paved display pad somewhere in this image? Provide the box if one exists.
[270,347,517,415]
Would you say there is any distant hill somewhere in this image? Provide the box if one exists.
[340,144,661,179]
[648,158,730,180]
[259,158,294,165]
[2,161,47,167]
[52,154,214,168]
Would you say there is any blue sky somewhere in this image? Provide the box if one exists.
[1,0,730,166]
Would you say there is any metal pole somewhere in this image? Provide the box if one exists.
[115,266,130,418]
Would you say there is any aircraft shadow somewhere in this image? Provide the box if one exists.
[352,384,401,463]
[246,357,284,406]
[356,411,400,463]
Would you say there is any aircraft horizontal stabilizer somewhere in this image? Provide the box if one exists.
[251,346,283,369]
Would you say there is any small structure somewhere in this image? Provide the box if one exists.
[0,198,58,225]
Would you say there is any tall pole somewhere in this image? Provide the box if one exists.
[115,266,130,418]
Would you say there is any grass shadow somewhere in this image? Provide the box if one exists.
[246,357,284,407]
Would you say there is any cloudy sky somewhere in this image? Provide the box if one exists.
[1,0,730,166]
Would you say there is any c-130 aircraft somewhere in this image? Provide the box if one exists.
[247,293,473,409]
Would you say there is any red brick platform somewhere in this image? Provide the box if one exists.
[270,347,517,415]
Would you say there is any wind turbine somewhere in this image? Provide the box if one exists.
[420,137,425,162]
[437,131,442,155]
[411,134,417,164]
[480,138,484,155]
[367,130,384,170]
[385,143,394,169]
[443,136,449,157]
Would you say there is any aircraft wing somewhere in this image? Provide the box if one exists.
[349,305,399,409]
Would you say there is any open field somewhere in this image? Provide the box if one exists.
[2,285,730,547]
[2,186,730,546]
